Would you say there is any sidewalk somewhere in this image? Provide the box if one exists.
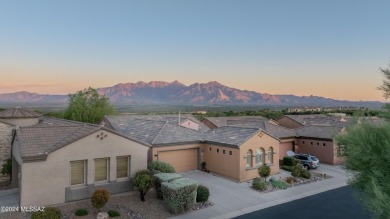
[172,164,349,219]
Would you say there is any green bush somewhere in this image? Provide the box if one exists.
[153,173,182,199]
[108,210,121,217]
[147,161,175,173]
[301,169,312,179]
[258,164,271,182]
[283,156,298,166]
[281,165,294,172]
[291,165,302,177]
[31,207,61,219]
[1,158,12,179]
[201,162,206,170]
[161,178,198,214]
[74,208,88,216]
[196,185,210,203]
[252,177,267,191]
[133,169,153,201]
[271,180,289,190]
[91,189,110,212]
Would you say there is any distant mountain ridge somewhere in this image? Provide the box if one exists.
[0,81,384,108]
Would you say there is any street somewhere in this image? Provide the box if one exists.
[234,186,371,219]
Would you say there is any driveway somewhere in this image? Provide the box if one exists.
[173,164,349,219]
[0,188,19,213]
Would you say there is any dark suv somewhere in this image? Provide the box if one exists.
[293,154,320,170]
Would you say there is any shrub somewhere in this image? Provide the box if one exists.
[108,210,121,217]
[161,178,198,214]
[196,185,210,203]
[201,162,206,170]
[31,207,61,219]
[133,169,153,201]
[271,180,289,190]
[153,173,182,199]
[252,177,267,191]
[91,189,110,212]
[74,208,88,216]
[258,164,271,182]
[291,165,302,177]
[283,156,298,166]
[281,165,294,172]
[285,177,296,184]
[301,169,312,179]
[1,158,12,180]
[147,161,175,173]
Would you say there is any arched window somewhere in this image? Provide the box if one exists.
[246,150,253,167]
[268,147,274,164]
[255,148,264,165]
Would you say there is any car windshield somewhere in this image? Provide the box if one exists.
[311,156,318,161]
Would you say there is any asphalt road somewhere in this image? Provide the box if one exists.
[234,186,371,219]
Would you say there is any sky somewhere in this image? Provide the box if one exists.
[1,1,390,101]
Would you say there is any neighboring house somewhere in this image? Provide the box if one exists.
[11,117,150,207]
[202,116,278,129]
[0,107,42,168]
[101,115,280,182]
[276,114,352,129]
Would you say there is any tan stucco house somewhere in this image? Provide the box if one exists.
[101,115,280,182]
[12,117,150,207]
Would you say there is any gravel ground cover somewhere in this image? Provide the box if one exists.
[1,190,213,219]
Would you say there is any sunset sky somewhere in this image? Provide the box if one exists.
[1,1,389,101]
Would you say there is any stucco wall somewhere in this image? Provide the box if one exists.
[239,132,280,182]
[276,117,303,129]
[296,138,336,164]
[203,144,240,181]
[19,130,149,207]
[0,122,13,167]
[0,118,39,127]
[279,140,295,160]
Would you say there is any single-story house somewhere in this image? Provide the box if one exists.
[12,118,150,207]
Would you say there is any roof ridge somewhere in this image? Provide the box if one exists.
[220,125,259,130]
[151,121,168,144]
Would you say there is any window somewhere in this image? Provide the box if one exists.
[229,151,232,155]
[217,149,220,153]
[95,158,109,182]
[317,142,319,146]
[209,147,212,152]
[310,142,313,145]
[223,150,226,154]
[268,147,274,164]
[71,160,86,186]
[302,141,305,144]
[255,148,264,165]
[323,143,326,146]
[117,156,129,178]
[246,150,253,167]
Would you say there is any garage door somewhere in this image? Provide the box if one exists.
[158,149,198,173]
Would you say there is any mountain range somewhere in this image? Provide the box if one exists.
[0,81,384,109]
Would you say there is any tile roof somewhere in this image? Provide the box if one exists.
[103,116,205,145]
[104,114,210,132]
[295,125,343,139]
[204,116,268,128]
[205,126,262,148]
[284,115,353,127]
[16,118,150,162]
[0,107,42,119]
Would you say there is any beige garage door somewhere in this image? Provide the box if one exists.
[158,149,198,173]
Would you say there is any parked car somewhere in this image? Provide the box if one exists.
[293,153,320,170]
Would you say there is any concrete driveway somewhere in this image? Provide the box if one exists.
[0,188,19,213]
[173,164,349,219]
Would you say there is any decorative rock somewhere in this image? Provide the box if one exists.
[97,212,109,219]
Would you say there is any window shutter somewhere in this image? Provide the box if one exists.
[95,158,108,182]
[117,156,129,178]
[71,161,85,185]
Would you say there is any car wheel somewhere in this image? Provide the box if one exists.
[304,165,310,170]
